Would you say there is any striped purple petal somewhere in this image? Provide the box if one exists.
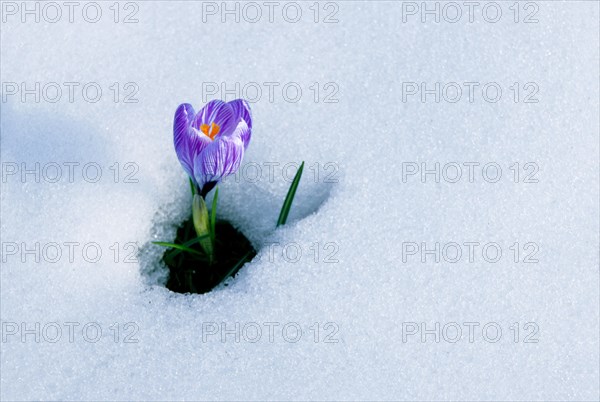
[193,135,245,192]
[227,99,252,149]
[174,103,211,180]
[228,119,250,151]
[192,99,238,137]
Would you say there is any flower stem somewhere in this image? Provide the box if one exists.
[192,194,214,264]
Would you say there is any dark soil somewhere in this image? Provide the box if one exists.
[163,217,256,294]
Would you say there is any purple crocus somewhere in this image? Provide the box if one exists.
[174,99,252,197]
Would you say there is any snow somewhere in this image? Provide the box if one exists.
[1,1,599,400]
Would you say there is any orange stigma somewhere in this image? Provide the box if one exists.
[200,122,221,140]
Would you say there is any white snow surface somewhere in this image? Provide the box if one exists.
[1,1,599,400]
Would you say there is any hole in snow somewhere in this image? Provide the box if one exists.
[138,164,335,294]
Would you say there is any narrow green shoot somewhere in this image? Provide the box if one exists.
[210,187,219,244]
[153,234,211,259]
[219,250,254,283]
[152,241,204,256]
[277,161,304,227]
[188,177,196,195]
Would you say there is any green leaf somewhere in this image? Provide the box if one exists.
[218,250,254,284]
[277,161,304,227]
[189,177,196,195]
[180,234,210,248]
[153,234,211,259]
[210,187,219,243]
[152,241,204,256]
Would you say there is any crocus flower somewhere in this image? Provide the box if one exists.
[174,99,252,197]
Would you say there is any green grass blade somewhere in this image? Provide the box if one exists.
[277,161,304,227]
[210,187,219,243]
[152,241,204,256]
